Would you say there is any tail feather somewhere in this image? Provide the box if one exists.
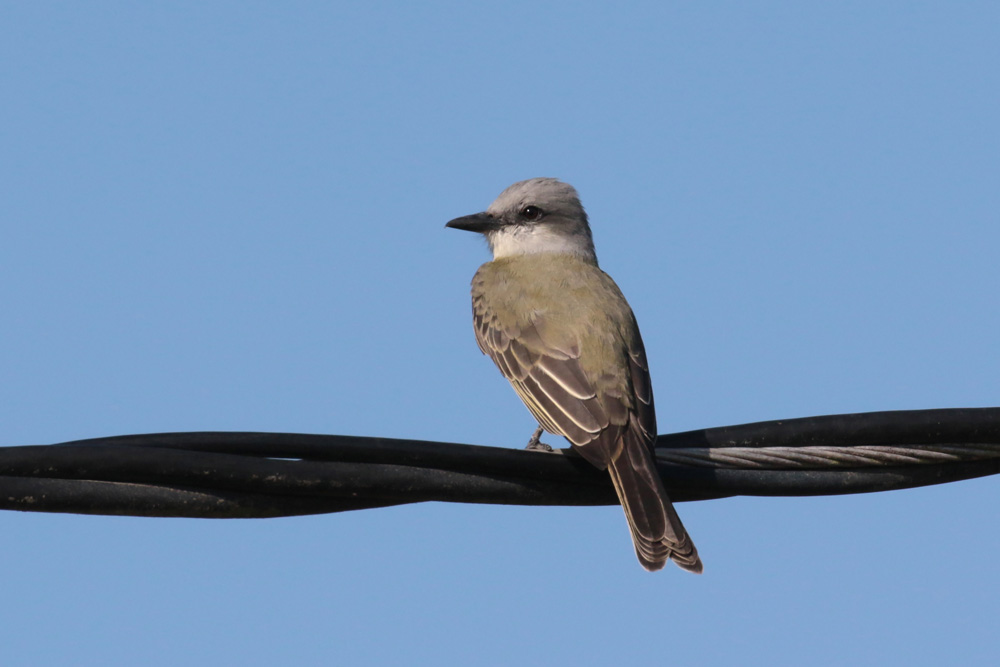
[607,431,702,573]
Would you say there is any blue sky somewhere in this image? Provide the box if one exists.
[1,2,998,665]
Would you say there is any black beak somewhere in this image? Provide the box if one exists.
[445,212,499,233]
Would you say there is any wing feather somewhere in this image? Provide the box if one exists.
[627,330,656,440]
[534,355,596,400]
[518,375,596,444]
[508,339,539,372]
[473,309,613,451]
[509,379,562,434]
[526,366,605,433]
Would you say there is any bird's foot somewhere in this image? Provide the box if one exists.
[524,425,553,452]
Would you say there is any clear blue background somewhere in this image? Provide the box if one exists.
[2,2,998,665]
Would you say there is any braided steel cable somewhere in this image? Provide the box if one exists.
[657,443,1000,469]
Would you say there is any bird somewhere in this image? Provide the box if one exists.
[446,178,701,573]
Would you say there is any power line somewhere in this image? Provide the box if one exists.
[1,408,997,518]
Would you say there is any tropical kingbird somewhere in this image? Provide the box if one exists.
[446,178,701,572]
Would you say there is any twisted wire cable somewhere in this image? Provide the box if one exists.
[657,443,999,469]
[0,408,997,517]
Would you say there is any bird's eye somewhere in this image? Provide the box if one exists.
[520,205,544,221]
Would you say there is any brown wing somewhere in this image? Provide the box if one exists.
[626,330,656,442]
[473,293,635,469]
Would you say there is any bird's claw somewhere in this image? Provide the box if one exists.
[525,425,553,452]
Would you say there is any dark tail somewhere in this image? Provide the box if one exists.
[607,431,702,573]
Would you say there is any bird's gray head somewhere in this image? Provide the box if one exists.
[446,178,597,262]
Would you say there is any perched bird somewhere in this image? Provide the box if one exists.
[446,178,701,572]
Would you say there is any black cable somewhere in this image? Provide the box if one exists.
[1,408,997,518]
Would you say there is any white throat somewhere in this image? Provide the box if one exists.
[488,225,597,262]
